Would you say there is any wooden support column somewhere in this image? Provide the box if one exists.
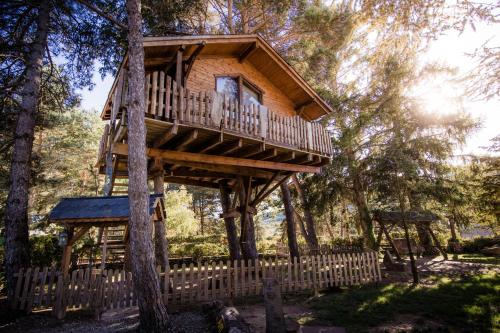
[176,46,185,86]
[427,226,448,260]
[380,222,402,261]
[61,227,75,277]
[100,228,108,271]
[153,169,169,268]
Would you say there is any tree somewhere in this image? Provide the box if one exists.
[125,0,169,330]
[280,182,299,258]
[219,186,241,260]
[1,0,125,299]
[3,0,51,300]
[291,175,318,250]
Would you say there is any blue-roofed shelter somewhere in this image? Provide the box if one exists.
[49,194,165,226]
[49,194,165,275]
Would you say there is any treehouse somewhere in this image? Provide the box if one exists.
[96,34,333,186]
[55,35,334,273]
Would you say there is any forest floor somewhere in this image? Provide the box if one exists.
[0,255,498,333]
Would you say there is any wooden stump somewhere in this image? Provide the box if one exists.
[263,278,286,333]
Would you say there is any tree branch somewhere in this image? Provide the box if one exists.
[74,0,127,31]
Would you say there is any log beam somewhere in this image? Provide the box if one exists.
[112,143,321,173]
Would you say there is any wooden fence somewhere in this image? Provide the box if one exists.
[105,71,332,157]
[12,253,380,317]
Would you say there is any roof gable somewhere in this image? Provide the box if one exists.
[103,34,332,121]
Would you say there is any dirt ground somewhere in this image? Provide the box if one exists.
[1,256,497,333]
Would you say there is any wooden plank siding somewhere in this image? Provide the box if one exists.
[186,58,296,118]
[12,252,380,314]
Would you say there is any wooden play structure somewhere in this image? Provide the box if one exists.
[373,210,448,260]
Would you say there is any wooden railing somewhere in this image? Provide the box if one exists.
[12,253,380,316]
[106,70,332,157]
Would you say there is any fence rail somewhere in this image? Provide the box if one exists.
[12,253,380,316]
[103,71,332,159]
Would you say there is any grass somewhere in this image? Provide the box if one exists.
[452,253,500,265]
[293,272,499,332]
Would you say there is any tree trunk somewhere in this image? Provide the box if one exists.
[153,171,169,269]
[219,186,241,260]
[126,0,170,331]
[280,183,300,259]
[449,215,458,240]
[4,0,50,301]
[237,178,258,259]
[349,166,376,249]
[291,175,319,250]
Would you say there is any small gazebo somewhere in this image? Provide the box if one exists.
[49,194,165,275]
[373,210,448,260]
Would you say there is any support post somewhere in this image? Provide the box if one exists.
[153,169,169,268]
[61,227,74,277]
[100,228,108,271]
[427,226,448,260]
[380,222,402,261]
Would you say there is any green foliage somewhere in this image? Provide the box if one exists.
[461,237,499,254]
[165,186,198,237]
[330,236,364,249]
[168,234,228,259]
[29,235,62,267]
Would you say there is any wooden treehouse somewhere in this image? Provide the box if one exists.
[53,35,333,272]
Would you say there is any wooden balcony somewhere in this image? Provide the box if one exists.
[97,71,332,181]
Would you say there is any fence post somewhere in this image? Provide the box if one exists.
[52,272,67,320]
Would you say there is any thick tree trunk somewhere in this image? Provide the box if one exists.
[237,179,258,259]
[291,175,319,250]
[280,183,300,259]
[449,215,458,240]
[219,186,241,260]
[126,0,170,331]
[153,171,169,268]
[4,0,50,301]
[349,164,376,249]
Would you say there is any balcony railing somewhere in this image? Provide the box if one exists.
[102,70,332,161]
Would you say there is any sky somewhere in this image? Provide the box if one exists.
[77,25,499,157]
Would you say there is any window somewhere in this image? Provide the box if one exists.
[216,77,239,100]
[216,75,263,106]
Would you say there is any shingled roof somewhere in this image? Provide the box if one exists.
[372,210,439,223]
[49,194,164,223]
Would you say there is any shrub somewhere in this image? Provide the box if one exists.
[30,235,62,267]
[461,236,499,253]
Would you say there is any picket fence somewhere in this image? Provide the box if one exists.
[12,252,380,316]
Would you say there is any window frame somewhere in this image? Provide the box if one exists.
[214,74,264,105]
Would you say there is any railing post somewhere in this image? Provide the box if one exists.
[211,91,223,126]
[259,105,268,139]
[306,122,313,151]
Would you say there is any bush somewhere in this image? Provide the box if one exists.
[461,236,499,253]
[331,236,365,248]
[30,235,62,267]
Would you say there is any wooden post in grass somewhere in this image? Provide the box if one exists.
[263,277,286,333]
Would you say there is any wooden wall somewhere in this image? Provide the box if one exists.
[186,57,296,117]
